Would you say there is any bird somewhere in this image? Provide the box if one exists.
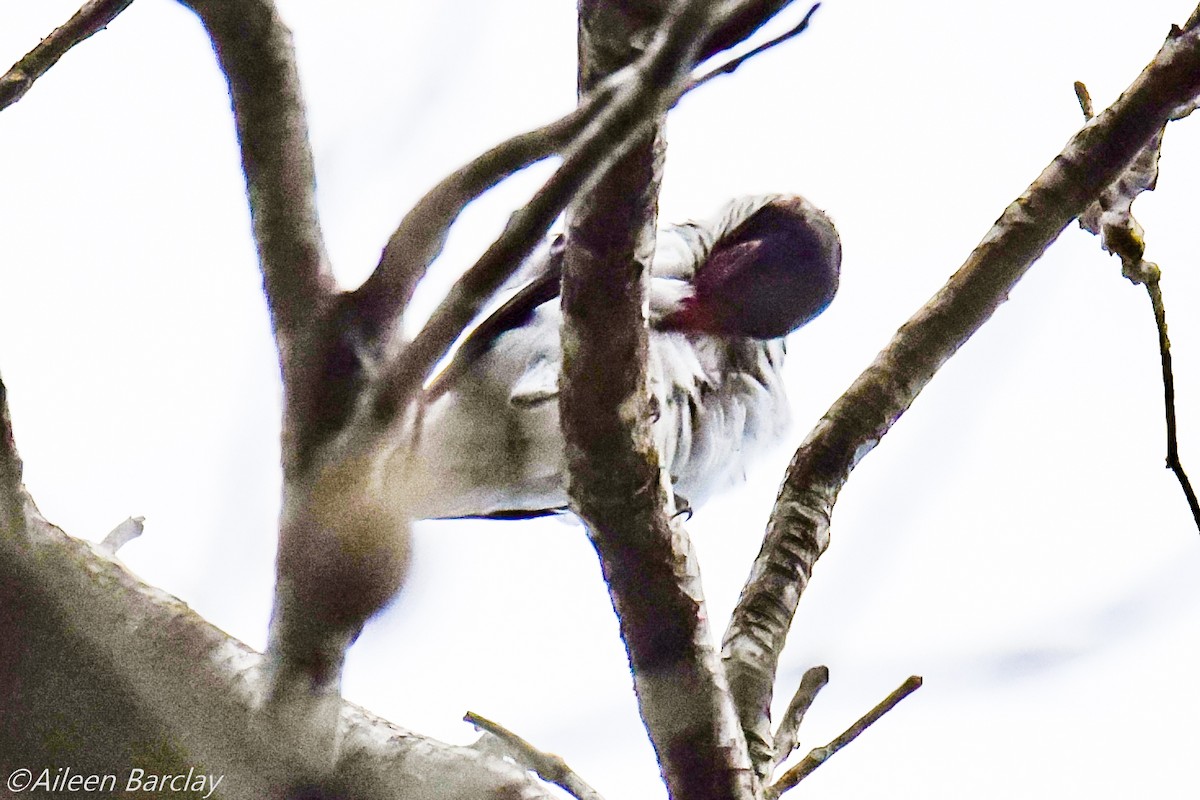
[387,194,841,520]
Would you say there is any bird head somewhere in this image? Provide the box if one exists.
[655,196,840,339]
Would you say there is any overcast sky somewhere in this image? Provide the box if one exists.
[4,1,1200,797]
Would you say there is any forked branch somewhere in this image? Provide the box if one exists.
[766,676,922,798]
[722,10,1200,779]
[466,711,605,800]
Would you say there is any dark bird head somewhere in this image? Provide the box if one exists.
[656,196,841,339]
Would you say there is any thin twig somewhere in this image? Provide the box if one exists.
[465,712,606,800]
[772,665,830,772]
[767,676,922,798]
[689,3,819,91]
[422,252,563,402]
[1073,80,1094,119]
[1146,280,1200,531]
[697,0,796,62]
[99,515,145,555]
[1074,80,1200,535]
[0,0,134,111]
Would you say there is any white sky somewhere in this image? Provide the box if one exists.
[4,1,1200,797]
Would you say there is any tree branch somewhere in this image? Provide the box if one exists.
[689,3,819,92]
[0,375,20,502]
[175,0,336,461]
[1144,279,1200,530]
[722,12,1200,771]
[766,676,922,798]
[698,0,797,62]
[98,514,145,555]
[556,2,813,799]
[0,372,555,800]
[172,0,404,766]
[771,665,829,772]
[466,711,606,800]
[0,0,135,111]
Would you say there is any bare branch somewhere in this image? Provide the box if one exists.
[1073,80,1095,118]
[99,515,145,555]
[723,17,1200,768]
[175,0,336,422]
[689,3,819,92]
[771,665,829,772]
[1144,281,1200,531]
[0,0,134,112]
[555,3,818,799]
[465,711,606,800]
[367,75,654,419]
[172,0,401,766]
[698,0,797,62]
[766,676,922,798]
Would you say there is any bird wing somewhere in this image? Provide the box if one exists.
[423,238,564,402]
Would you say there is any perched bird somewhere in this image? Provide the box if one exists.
[389,194,841,520]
